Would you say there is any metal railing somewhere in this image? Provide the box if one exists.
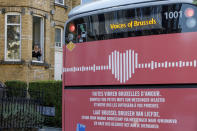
[0,88,44,129]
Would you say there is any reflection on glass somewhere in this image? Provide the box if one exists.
[55,28,61,42]
[81,0,92,4]
[66,3,197,43]
[7,15,20,24]
[55,0,63,4]
[7,25,20,60]
[193,0,197,5]
[55,28,62,47]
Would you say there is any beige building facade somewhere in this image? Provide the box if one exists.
[0,0,80,82]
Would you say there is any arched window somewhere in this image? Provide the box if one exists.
[55,0,64,5]
[55,27,63,48]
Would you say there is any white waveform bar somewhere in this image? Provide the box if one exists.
[63,50,197,83]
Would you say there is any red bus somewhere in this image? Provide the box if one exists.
[63,0,197,131]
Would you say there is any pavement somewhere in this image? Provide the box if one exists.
[39,127,62,131]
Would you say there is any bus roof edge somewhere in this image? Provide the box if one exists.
[68,0,194,18]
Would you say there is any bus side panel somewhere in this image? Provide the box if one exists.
[63,87,197,131]
[63,32,197,86]
[62,45,66,131]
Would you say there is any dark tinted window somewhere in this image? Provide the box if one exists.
[65,3,197,44]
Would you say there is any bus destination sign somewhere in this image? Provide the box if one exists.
[109,17,162,32]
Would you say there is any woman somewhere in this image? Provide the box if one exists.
[32,45,42,61]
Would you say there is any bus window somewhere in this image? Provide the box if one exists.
[77,23,87,43]
[65,3,197,44]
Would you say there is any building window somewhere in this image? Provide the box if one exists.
[5,13,21,61]
[81,0,92,4]
[55,0,64,5]
[55,28,63,48]
[32,16,44,62]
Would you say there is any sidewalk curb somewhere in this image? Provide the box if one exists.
[39,127,62,131]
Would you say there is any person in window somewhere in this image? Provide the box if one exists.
[32,44,42,61]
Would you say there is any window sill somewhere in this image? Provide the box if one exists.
[0,60,25,65]
[54,3,68,9]
[30,61,50,69]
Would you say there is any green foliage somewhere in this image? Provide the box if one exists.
[0,102,44,128]
[193,0,197,5]
[5,80,27,97]
[29,81,62,127]
[3,80,62,127]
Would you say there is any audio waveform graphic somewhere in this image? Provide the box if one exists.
[63,50,197,83]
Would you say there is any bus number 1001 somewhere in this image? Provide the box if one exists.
[164,11,183,19]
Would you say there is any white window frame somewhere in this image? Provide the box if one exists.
[55,27,63,48]
[55,0,64,5]
[5,13,21,61]
[32,15,45,63]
